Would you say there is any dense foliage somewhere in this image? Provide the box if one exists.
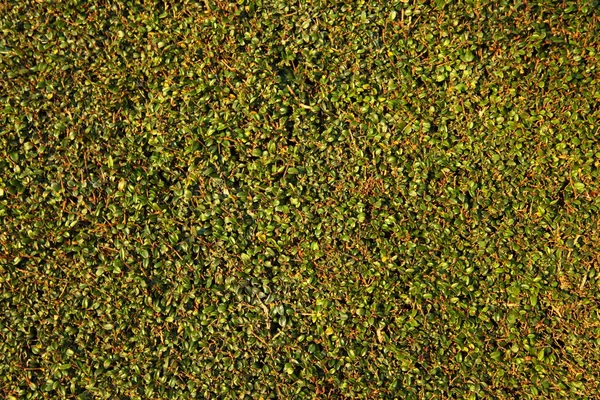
[1,0,599,398]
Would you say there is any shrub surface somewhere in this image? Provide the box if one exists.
[1,1,600,398]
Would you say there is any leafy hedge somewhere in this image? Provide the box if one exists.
[1,0,600,398]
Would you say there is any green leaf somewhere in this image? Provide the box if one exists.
[284,362,294,374]
[530,294,538,307]
[538,349,545,361]
[507,310,519,325]
[462,50,475,62]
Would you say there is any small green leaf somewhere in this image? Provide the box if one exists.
[284,362,294,374]
[530,294,538,307]
[538,348,545,361]
[507,310,519,325]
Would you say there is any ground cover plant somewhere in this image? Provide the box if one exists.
[1,0,600,398]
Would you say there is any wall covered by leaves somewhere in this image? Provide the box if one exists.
[1,0,599,398]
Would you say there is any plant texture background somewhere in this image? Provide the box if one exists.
[1,0,599,398]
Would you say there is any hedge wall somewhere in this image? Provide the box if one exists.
[1,0,599,398]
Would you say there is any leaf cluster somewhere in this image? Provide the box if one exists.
[1,0,599,398]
